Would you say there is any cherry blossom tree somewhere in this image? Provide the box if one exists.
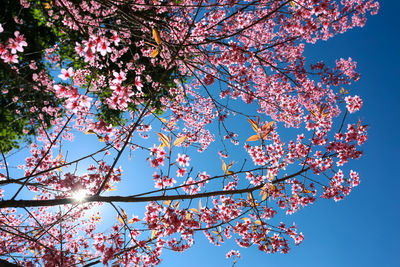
[0,0,378,266]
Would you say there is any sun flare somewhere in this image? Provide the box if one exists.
[72,189,89,202]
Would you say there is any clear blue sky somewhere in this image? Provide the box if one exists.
[157,1,400,266]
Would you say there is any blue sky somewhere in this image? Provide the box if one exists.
[157,1,400,266]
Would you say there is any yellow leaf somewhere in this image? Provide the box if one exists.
[85,129,95,135]
[121,208,127,219]
[190,208,198,213]
[159,117,167,123]
[174,201,180,209]
[254,220,262,225]
[246,134,260,142]
[309,109,317,117]
[164,200,171,206]
[226,170,234,175]
[199,199,202,210]
[151,230,156,239]
[157,133,171,149]
[212,231,219,235]
[262,192,268,202]
[241,217,250,222]
[319,104,328,115]
[107,186,117,191]
[152,28,162,45]
[262,132,270,140]
[221,158,227,172]
[98,136,105,142]
[227,161,234,170]
[247,192,253,201]
[151,49,159,58]
[55,151,63,161]
[186,213,192,220]
[290,1,296,8]
[173,136,187,146]
[44,1,52,9]
[117,216,125,225]
[303,189,312,194]
[248,118,259,133]
[262,121,274,131]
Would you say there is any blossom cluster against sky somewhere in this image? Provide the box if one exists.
[157,1,400,266]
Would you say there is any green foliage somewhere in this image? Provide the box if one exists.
[0,0,61,153]
[0,0,184,151]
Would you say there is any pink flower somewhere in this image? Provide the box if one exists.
[176,153,190,167]
[79,95,92,109]
[97,39,111,56]
[75,42,85,56]
[345,95,363,113]
[176,168,187,177]
[294,233,304,245]
[59,67,75,80]
[8,31,27,54]
[112,71,126,84]
[111,33,120,45]
[1,52,18,63]
[135,76,143,91]
[349,170,360,187]
[0,24,3,33]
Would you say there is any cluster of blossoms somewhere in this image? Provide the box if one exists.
[0,0,379,266]
[75,32,119,64]
[53,83,92,114]
[247,145,268,166]
[226,249,241,259]
[152,172,176,189]
[182,172,210,194]
[345,95,363,113]
[147,145,167,169]
[0,28,27,64]
[321,169,361,201]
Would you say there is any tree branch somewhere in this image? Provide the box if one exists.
[0,168,308,209]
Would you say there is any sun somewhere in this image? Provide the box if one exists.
[72,189,89,202]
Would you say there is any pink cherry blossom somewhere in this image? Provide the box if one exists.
[135,76,143,91]
[97,38,111,56]
[1,51,18,63]
[345,95,363,113]
[7,31,27,54]
[176,153,190,167]
[58,67,75,80]
[112,71,126,84]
